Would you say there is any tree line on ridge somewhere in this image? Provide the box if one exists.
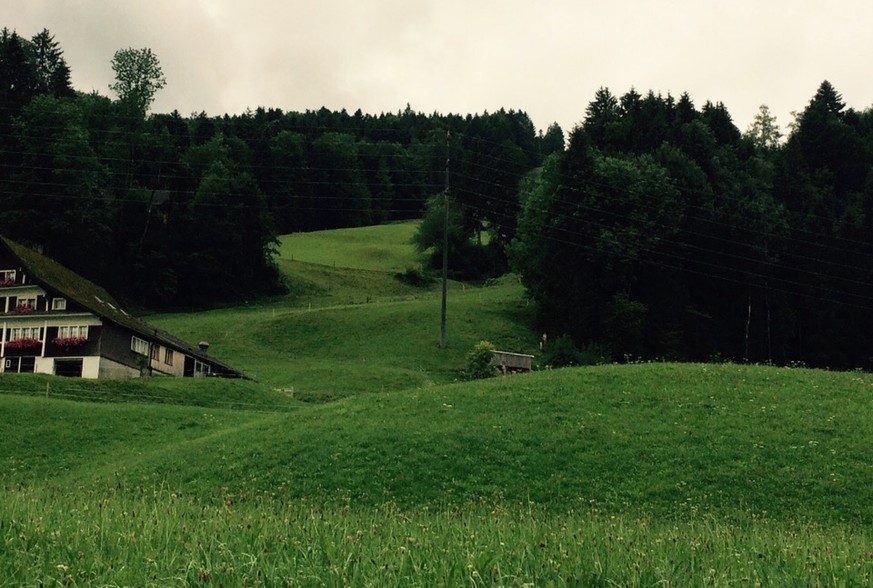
[513,84,873,369]
[0,28,561,306]
[3,28,873,369]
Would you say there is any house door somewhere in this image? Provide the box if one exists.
[54,358,83,378]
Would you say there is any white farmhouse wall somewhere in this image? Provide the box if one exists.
[34,356,101,378]
[82,357,101,378]
[34,357,51,375]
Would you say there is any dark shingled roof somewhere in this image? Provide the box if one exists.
[1,236,247,379]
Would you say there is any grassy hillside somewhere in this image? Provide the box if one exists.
[277,220,421,272]
[2,363,873,585]
[149,222,538,396]
[3,363,871,522]
[3,223,873,585]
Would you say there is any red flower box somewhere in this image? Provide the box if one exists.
[52,336,87,348]
[0,279,14,287]
[14,304,33,314]
[6,337,41,349]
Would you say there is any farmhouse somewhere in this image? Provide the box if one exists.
[0,236,245,379]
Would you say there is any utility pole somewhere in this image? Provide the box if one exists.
[439,130,450,349]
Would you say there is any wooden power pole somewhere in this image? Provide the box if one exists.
[440,130,450,349]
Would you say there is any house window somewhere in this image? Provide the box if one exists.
[4,357,35,373]
[54,358,83,378]
[9,327,41,341]
[0,270,15,286]
[150,344,160,361]
[51,298,67,311]
[194,360,211,376]
[164,348,174,366]
[15,296,36,312]
[131,336,149,356]
[57,325,88,338]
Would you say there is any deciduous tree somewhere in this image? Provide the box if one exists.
[109,47,166,116]
[745,104,782,151]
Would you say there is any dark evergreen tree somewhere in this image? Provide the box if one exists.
[538,122,565,156]
[266,130,311,233]
[772,81,873,368]
[30,29,73,97]
[5,95,109,275]
[583,87,621,150]
[512,87,800,364]
[309,132,372,229]
[175,133,280,304]
[0,29,38,114]
[358,141,397,224]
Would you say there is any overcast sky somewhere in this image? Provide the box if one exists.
[4,1,873,134]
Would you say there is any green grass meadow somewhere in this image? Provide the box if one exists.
[276,221,422,272]
[2,222,873,586]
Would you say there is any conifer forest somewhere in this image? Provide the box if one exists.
[3,28,873,369]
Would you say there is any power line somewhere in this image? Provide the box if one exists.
[4,105,873,310]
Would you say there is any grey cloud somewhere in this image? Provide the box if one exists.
[3,0,873,132]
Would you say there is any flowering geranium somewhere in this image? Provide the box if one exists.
[0,278,14,287]
[14,304,33,314]
[52,336,87,348]
[5,337,41,349]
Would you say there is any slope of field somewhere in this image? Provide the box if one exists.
[3,223,873,585]
[149,222,538,396]
[3,362,872,523]
[277,220,422,271]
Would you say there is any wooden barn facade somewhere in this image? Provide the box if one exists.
[0,236,245,379]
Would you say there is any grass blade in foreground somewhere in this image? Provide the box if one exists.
[2,486,872,587]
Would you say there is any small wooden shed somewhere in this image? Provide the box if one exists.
[490,350,534,374]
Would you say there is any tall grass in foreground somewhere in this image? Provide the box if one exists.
[3,485,871,587]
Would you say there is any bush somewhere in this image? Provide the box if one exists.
[542,336,611,368]
[394,266,433,287]
[461,340,498,380]
[541,334,582,368]
[577,341,612,366]
[425,240,508,282]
